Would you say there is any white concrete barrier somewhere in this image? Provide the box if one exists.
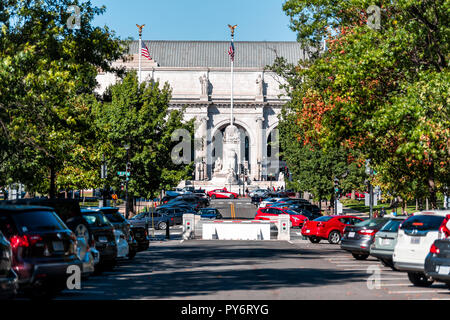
[202,220,271,240]
[277,214,291,241]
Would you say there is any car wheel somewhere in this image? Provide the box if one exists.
[158,221,167,230]
[229,195,235,199]
[128,250,136,260]
[380,258,397,271]
[309,237,321,243]
[352,253,369,260]
[407,272,434,287]
[328,231,341,244]
[211,195,216,199]
[74,223,90,244]
[445,282,450,289]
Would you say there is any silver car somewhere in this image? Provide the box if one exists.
[370,215,408,270]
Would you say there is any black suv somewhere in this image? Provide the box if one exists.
[87,207,139,258]
[168,194,209,209]
[5,199,117,271]
[80,209,117,269]
[0,205,81,298]
[0,230,18,299]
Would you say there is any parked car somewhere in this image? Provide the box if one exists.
[156,206,196,225]
[393,210,450,287]
[424,238,450,288]
[113,229,129,260]
[258,197,290,208]
[255,207,310,228]
[197,208,223,219]
[0,231,18,299]
[345,192,365,200]
[0,205,82,298]
[301,215,365,244]
[207,188,239,199]
[87,207,137,259]
[168,194,210,208]
[249,189,269,198]
[129,210,174,230]
[129,225,149,251]
[80,209,117,270]
[74,235,99,277]
[341,217,391,260]
[369,216,408,270]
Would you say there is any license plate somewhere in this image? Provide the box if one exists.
[52,241,64,251]
[382,239,391,245]
[348,232,355,238]
[98,236,108,243]
[410,237,421,244]
[437,266,450,275]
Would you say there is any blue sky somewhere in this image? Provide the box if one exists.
[90,0,297,41]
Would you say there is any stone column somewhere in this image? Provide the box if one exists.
[194,115,208,180]
[255,116,264,181]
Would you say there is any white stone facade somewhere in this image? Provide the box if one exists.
[96,41,306,189]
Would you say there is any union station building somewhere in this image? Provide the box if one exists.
[96,40,306,189]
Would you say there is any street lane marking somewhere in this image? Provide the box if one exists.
[380,278,408,281]
[389,290,450,294]
[380,283,412,287]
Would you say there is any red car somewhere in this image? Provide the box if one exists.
[345,192,365,199]
[301,215,364,244]
[255,207,309,228]
[207,188,239,199]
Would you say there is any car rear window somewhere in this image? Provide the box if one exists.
[104,212,126,223]
[314,216,333,222]
[379,219,403,232]
[354,218,387,228]
[400,215,444,231]
[12,210,67,232]
[83,213,112,227]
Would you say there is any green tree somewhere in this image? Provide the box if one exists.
[94,72,193,214]
[272,0,449,208]
[0,0,125,197]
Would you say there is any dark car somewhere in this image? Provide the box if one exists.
[86,207,138,259]
[0,205,82,298]
[129,225,149,252]
[170,194,209,208]
[129,210,174,230]
[80,209,117,269]
[341,218,390,260]
[156,206,196,225]
[197,208,223,219]
[424,238,450,288]
[0,231,18,299]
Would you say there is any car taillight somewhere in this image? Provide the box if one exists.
[10,235,29,248]
[171,218,174,221]
[430,243,440,254]
[358,229,377,236]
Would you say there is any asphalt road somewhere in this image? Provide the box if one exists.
[53,239,450,300]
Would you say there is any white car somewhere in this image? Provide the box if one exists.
[393,210,450,286]
[114,229,130,259]
[258,197,289,208]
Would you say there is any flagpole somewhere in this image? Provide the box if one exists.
[137,24,145,83]
[230,32,234,126]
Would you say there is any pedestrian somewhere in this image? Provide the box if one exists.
[373,210,378,218]
[245,188,249,197]
[380,207,386,217]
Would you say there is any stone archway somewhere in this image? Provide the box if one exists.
[210,122,252,178]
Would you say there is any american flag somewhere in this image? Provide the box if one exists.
[141,43,152,60]
[228,41,235,62]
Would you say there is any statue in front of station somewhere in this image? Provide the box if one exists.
[214,157,223,173]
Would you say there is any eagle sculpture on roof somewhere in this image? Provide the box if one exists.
[227,24,237,36]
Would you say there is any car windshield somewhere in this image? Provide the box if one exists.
[354,218,387,228]
[314,216,333,222]
[400,215,444,231]
[379,219,403,232]
[12,210,67,232]
[83,213,112,227]
[285,210,301,216]
[104,211,126,223]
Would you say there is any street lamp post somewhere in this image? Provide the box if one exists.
[124,144,130,219]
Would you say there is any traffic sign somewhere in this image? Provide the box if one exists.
[117,171,130,177]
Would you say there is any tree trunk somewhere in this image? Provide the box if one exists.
[428,164,437,209]
[416,199,418,211]
[351,190,355,200]
[49,166,56,199]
